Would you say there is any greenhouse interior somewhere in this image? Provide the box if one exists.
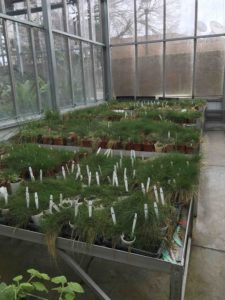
[0,0,224,299]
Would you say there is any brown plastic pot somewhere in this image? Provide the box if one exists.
[143,143,155,152]
[52,137,64,145]
[81,139,92,148]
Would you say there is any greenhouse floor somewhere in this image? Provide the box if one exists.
[185,131,225,300]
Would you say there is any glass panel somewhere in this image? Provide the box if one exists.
[198,0,225,36]
[30,0,43,24]
[166,0,195,38]
[109,0,134,44]
[195,37,225,97]
[137,43,163,97]
[94,46,104,100]
[8,22,38,115]
[111,45,135,96]
[165,40,193,97]
[54,34,72,108]
[83,42,95,103]
[136,0,163,42]
[4,0,28,20]
[51,0,64,31]
[91,0,102,42]
[33,29,51,110]
[70,40,84,105]
[0,20,14,120]
[80,0,90,40]
[67,0,80,36]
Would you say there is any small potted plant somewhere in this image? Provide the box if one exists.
[154,141,164,153]
[7,173,23,194]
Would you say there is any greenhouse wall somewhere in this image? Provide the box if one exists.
[109,0,225,99]
[0,0,106,123]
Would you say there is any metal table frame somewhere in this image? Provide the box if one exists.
[0,199,194,300]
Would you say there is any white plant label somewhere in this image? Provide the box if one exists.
[153,185,159,203]
[88,200,93,218]
[60,193,63,204]
[71,161,75,173]
[88,172,92,186]
[160,187,165,206]
[186,161,190,167]
[141,183,146,195]
[124,168,127,179]
[144,203,148,220]
[98,165,102,176]
[119,158,122,168]
[146,177,151,193]
[154,202,159,219]
[0,187,8,205]
[168,131,171,139]
[96,147,101,155]
[96,171,100,186]
[29,166,35,181]
[40,169,43,182]
[110,207,117,225]
[75,200,79,217]
[86,165,90,177]
[62,166,66,179]
[133,169,136,178]
[26,190,30,208]
[107,176,111,184]
[170,161,173,167]
[75,164,81,180]
[124,177,129,192]
[66,164,70,174]
[131,213,137,237]
[34,192,39,210]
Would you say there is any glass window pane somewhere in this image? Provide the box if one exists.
[30,0,43,24]
[136,0,163,42]
[4,0,28,20]
[67,1,80,36]
[33,29,51,110]
[109,0,134,44]
[111,45,135,97]
[83,43,95,103]
[91,0,102,42]
[165,40,193,97]
[94,46,104,100]
[166,0,195,38]
[54,34,72,108]
[137,43,163,97]
[51,0,64,31]
[80,0,90,40]
[8,22,38,115]
[198,0,225,36]
[0,20,14,120]
[195,37,225,97]
[70,40,85,105]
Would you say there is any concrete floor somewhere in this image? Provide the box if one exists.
[185,131,225,300]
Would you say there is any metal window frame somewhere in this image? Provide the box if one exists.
[0,0,19,117]
[26,0,42,113]
[87,0,97,103]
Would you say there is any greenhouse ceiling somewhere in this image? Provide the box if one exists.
[0,0,224,123]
